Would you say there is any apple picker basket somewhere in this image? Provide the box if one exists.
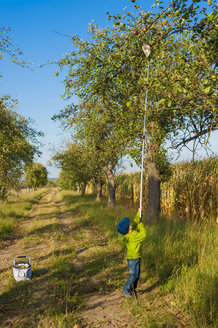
[13,256,32,281]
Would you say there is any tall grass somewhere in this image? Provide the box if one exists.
[0,190,44,240]
[142,220,217,326]
[64,192,217,327]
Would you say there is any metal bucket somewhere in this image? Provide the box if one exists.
[13,256,32,281]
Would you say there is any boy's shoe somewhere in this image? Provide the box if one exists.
[130,289,138,298]
[121,292,133,298]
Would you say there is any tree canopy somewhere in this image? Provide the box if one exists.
[24,162,48,189]
[53,143,93,194]
[0,26,42,197]
[53,0,217,218]
[0,98,43,197]
[0,25,30,76]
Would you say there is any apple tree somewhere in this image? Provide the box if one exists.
[0,98,42,198]
[53,29,138,206]
[54,0,217,219]
[102,0,217,220]
[52,143,93,195]
[24,162,48,190]
[0,25,30,74]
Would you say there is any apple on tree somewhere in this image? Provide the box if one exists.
[132,30,138,35]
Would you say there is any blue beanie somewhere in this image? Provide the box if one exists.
[117,217,130,235]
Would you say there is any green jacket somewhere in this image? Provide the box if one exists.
[121,211,147,259]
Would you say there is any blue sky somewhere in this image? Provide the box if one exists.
[0,0,217,178]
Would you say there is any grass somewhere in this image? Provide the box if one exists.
[0,189,82,328]
[62,191,217,328]
[0,189,45,240]
[1,252,80,328]
[0,189,217,328]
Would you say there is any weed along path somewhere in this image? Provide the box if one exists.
[0,189,136,328]
[0,189,192,328]
[0,189,53,289]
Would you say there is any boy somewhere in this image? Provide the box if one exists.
[117,209,146,298]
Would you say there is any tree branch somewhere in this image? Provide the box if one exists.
[175,126,217,148]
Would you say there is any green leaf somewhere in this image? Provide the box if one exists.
[205,86,211,93]
[158,98,166,105]
[207,13,214,21]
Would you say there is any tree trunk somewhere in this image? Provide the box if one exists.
[103,166,116,207]
[0,187,7,200]
[81,183,86,195]
[96,181,103,202]
[108,184,116,207]
[146,141,161,223]
[77,184,81,194]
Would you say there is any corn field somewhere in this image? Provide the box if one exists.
[115,158,217,222]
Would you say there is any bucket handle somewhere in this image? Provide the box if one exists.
[14,256,31,266]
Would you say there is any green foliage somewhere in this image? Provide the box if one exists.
[57,169,77,190]
[53,143,93,191]
[0,25,31,71]
[24,163,48,189]
[0,26,40,197]
[0,98,42,196]
[46,179,57,188]
[53,0,217,216]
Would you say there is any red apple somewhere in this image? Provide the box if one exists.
[142,26,147,31]
[132,30,137,35]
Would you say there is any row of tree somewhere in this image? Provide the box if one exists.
[0,27,48,197]
[52,0,217,222]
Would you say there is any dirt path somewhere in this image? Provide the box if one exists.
[0,189,191,328]
[0,190,53,287]
[72,245,137,328]
[0,189,138,328]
